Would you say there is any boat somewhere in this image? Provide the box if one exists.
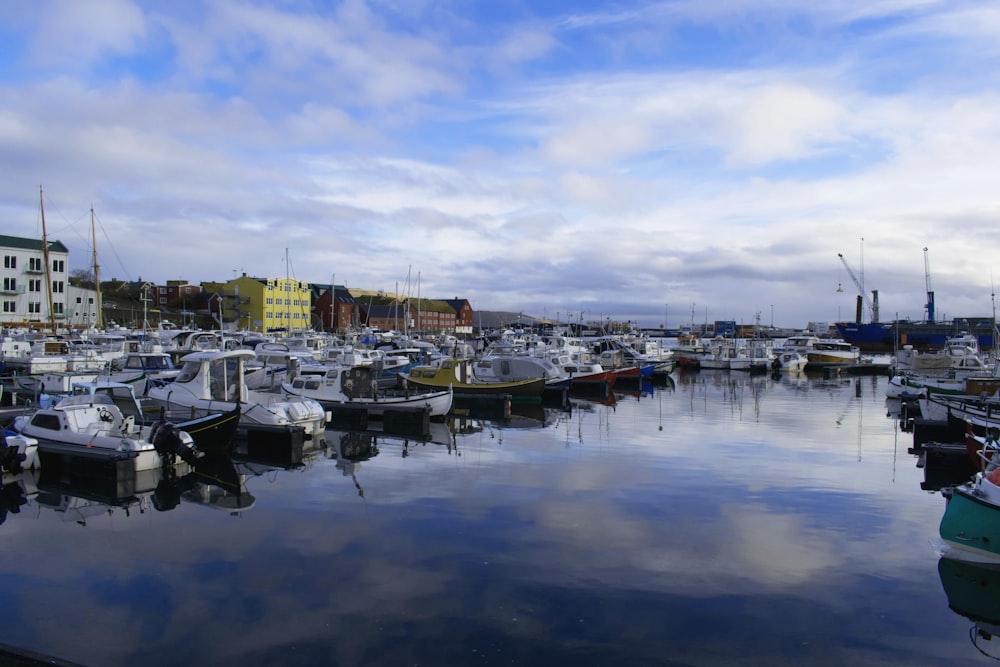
[886,372,1000,401]
[12,392,204,471]
[893,333,992,375]
[472,345,567,385]
[804,339,860,369]
[112,349,182,394]
[542,353,616,395]
[836,317,998,353]
[918,387,1000,424]
[62,379,242,454]
[402,358,546,397]
[939,442,1000,562]
[770,350,808,374]
[282,364,453,418]
[669,333,708,369]
[146,349,327,442]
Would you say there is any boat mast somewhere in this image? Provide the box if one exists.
[91,206,103,329]
[39,186,57,334]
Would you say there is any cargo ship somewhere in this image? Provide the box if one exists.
[835,317,997,352]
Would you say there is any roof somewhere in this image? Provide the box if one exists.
[0,234,69,253]
[364,304,408,318]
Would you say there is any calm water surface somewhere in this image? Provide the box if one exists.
[0,371,987,666]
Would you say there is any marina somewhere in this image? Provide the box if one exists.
[0,367,992,666]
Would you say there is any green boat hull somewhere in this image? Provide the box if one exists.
[940,488,1000,560]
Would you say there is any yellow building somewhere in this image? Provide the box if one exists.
[206,273,312,333]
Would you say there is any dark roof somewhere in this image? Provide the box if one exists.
[0,234,69,253]
[334,290,357,304]
[364,304,408,318]
[443,298,469,312]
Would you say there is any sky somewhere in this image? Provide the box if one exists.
[2,0,1000,331]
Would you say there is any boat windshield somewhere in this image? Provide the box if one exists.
[175,361,201,383]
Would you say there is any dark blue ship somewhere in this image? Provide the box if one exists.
[835,317,997,352]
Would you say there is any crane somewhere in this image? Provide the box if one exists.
[923,247,935,323]
[838,253,879,323]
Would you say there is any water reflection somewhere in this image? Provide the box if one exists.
[0,372,972,666]
[938,556,1000,659]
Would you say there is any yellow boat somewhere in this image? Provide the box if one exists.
[402,359,545,397]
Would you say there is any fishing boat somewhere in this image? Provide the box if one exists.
[940,442,1000,562]
[282,364,453,418]
[402,359,545,397]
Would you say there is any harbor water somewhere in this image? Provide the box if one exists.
[0,370,988,666]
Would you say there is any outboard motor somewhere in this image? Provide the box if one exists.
[0,435,26,475]
[150,421,205,466]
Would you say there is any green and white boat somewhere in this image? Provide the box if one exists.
[941,444,1000,563]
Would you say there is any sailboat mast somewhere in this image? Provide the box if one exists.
[91,206,103,329]
[39,186,57,333]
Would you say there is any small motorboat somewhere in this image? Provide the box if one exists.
[13,393,204,471]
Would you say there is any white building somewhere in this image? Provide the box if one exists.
[1,233,71,329]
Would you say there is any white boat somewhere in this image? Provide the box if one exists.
[282,364,452,418]
[770,350,808,373]
[472,345,568,385]
[13,392,203,471]
[113,349,182,394]
[146,349,327,441]
[894,333,992,374]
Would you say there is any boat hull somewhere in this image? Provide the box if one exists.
[941,487,1000,562]
[837,319,997,353]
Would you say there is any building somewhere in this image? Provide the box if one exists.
[0,233,70,329]
[311,284,358,332]
[361,303,415,331]
[154,280,202,307]
[443,298,474,334]
[204,273,312,332]
[65,284,100,328]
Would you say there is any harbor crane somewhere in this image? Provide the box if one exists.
[924,246,935,323]
[838,253,879,323]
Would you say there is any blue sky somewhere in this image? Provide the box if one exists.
[2,0,1000,329]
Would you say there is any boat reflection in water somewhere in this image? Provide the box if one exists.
[939,556,1000,659]
[25,452,254,524]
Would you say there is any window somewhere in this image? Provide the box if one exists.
[52,259,65,273]
[2,277,15,291]
[2,300,15,313]
[52,280,64,293]
[28,302,40,314]
[76,297,82,304]
[3,255,14,269]
[53,302,64,314]
[28,257,42,272]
